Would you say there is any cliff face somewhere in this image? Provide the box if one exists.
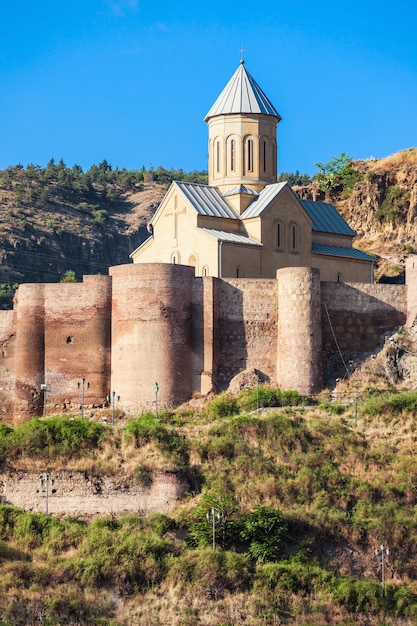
[0,182,165,289]
[294,149,417,281]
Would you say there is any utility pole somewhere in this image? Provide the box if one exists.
[375,543,390,597]
[77,378,90,420]
[206,507,222,550]
[154,382,159,419]
[39,473,54,515]
[106,390,120,427]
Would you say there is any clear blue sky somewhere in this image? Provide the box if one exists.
[1,0,417,175]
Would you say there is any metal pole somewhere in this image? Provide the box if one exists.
[81,378,85,420]
[45,475,49,515]
[154,382,159,419]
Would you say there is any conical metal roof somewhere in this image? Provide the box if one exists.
[204,61,281,121]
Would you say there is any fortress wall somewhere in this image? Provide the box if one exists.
[14,284,45,420]
[276,267,323,395]
[190,277,220,396]
[321,282,407,352]
[0,311,16,423]
[43,275,112,411]
[110,263,194,412]
[217,278,278,387]
[406,256,417,326]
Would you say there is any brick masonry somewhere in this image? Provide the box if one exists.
[0,259,413,421]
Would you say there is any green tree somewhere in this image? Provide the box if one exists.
[60,270,77,283]
[240,505,287,563]
[313,152,362,194]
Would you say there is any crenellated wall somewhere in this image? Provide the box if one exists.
[0,259,413,422]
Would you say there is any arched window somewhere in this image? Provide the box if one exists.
[247,139,253,172]
[171,251,181,264]
[337,273,343,283]
[261,137,269,174]
[202,266,209,277]
[235,266,241,278]
[230,139,235,171]
[276,221,283,250]
[289,222,298,252]
[215,139,221,174]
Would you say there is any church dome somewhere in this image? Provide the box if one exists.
[204,60,281,121]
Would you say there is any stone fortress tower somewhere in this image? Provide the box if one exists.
[0,62,414,422]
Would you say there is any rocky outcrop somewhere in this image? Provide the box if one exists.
[294,150,417,278]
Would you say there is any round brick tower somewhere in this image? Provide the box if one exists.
[14,284,45,420]
[276,267,323,395]
[109,263,194,413]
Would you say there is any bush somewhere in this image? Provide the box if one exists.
[4,417,106,460]
[204,394,239,419]
[125,414,189,466]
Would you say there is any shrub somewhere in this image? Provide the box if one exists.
[5,417,106,460]
[204,394,239,419]
[375,186,408,224]
[125,414,189,466]
[240,506,287,563]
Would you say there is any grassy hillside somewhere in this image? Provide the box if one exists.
[0,161,206,304]
[1,388,417,624]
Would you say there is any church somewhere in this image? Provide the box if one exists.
[2,60,409,423]
[131,60,374,283]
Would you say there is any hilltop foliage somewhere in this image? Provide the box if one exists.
[1,388,417,623]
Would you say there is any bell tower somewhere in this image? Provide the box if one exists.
[204,60,281,199]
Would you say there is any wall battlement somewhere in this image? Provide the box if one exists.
[0,260,412,422]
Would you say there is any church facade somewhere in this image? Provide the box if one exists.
[0,62,411,423]
[131,61,374,283]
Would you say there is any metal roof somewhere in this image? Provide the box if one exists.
[240,182,288,219]
[204,61,281,121]
[300,199,356,236]
[201,228,262,246]
[312,243,375,261]
[174,181,239,219]
[223,184,259,197]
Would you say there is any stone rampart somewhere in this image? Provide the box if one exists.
[321,282,407,351]
[1,261,414,421]
[109,263,194,412]
[277,267,323,394]
[217,278,278,387]
[0,470,188,516]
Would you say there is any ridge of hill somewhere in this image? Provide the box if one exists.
[1,150,416,301]
[294,148,417,281]
[0,162,207,298]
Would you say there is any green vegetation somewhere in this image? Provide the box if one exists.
[1,388,417,622]
[313,151,363,196]
[0,283,17,309]
[374,185,409,224]
[277,170,312,186]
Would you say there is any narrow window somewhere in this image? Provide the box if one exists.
[230,139,235,171]
[247,139,253,172]
[276,222,282,249]
[262,140,267,173]
[236,266,241,278]
[290,223,298,252]
[216,141,220,173]
[337,273,343,283]
[202,266,209,277]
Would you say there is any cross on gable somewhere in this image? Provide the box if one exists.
[165,195,186,245]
